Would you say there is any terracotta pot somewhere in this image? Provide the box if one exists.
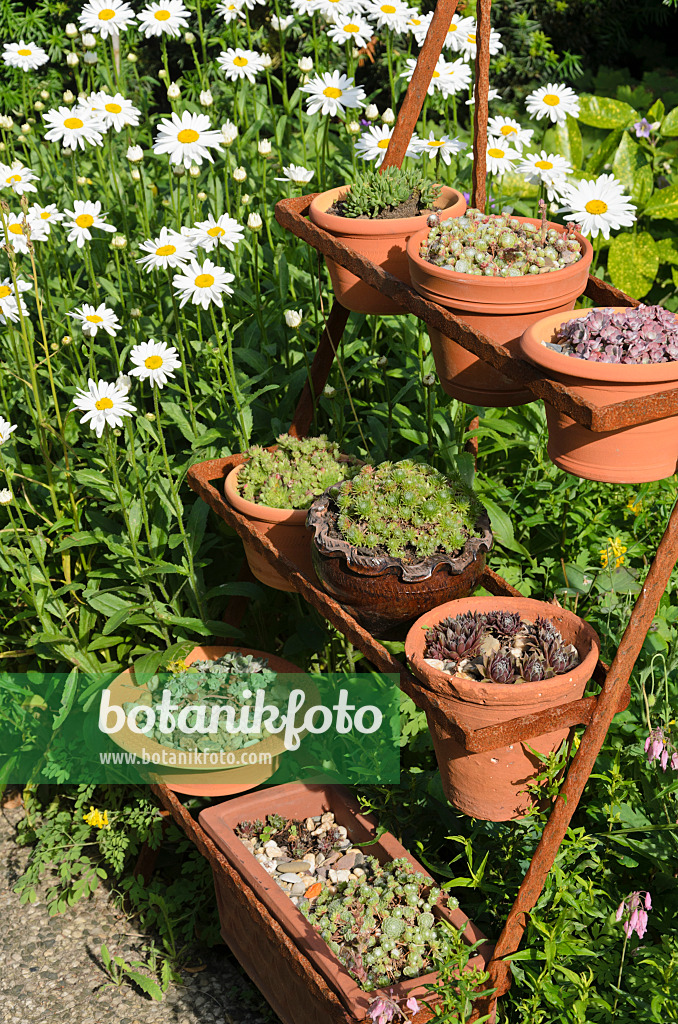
[224,462,317,592]
[405,597,600,821]
[199,782,494,1020]
[309,185,466,315]
[306,484,493,639]
[107,645,307,798]
[406,217,593,407]
[520,308,678,482]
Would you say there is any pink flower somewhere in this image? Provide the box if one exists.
[616,901,625,921]
[617,890,652,940]
[661,749,669,771]
[672,752,678,771]
[369,1001,386,1022]
[406,997,420,1015]
[645,892,652,910]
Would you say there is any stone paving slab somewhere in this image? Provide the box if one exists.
[0,803,279,1024]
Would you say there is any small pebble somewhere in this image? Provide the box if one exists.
[279,872,304,884]
[321,812,334,825]
[336,869,351,883]
[305,818,315,831]
[276,860,311,873]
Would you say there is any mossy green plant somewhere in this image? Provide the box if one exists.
[337,166,442,219]
[332,459,483,561]
[237,434,359,510]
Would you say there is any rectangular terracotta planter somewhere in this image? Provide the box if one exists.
[199,782,494,1020]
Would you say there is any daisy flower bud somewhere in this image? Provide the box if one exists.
[66,52,79,66]
[197,190,207,200]
[81,33,96,48]
[111,234,127,249]
[247,212,262,231]
[116,373,131,390]
[382,107,395,124]
[21,123,31,134]
[130,307,142,318]
[184,31,196,43]
[233,166,246,182]
[61,335,72,344]
[0,488,12,505]
[127,52,138,62]
[130,167,141,181]
[284,309,302,328]
[347,121,361,135]
[167,82,181,99]
[172,163,185,176]
[40,90,49,99]
[261,53,272,68]
[76,175,87,185]
[221,120,238,145]
[83,51,98,64]
[126,144,143,162]
[158,68,168,79]
[63,90,75,104]
[189,164,200,177]
[298,56,313,72]
[199,89,213,107]
[364,103,378,120]
[241,193,251,204]
[0,115,13,129]
[34,101,45,111]
[258,138,272,155]
[65,22,78,36]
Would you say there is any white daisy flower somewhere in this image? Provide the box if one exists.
[301,71,365,117]
[354,124,419,165]
[400,55,471,97]
[0,416,17,444]
[525,82,580,124]
[443,14,474,51]
[43,106,104,150]
[27,203,64,234]
[460,24,502,60]
[314,0,363,19]
[69,302,120,337]
[271,13,295,30]
[559,173,636,239]
[275,163,315,185]
[327,15,373,48]
[289,0,315,13]
[0,163,39,195]
[487,116,533,152]
[518,151,572,202]
[128,339,181,388]
[0,488,12,504]
[153,110,223,169]
[484,137,520,176]
[2,40,49,71]
[4,213,48,254]
[138,0,190,37]
[364,0,411,33]
[0,282,22,324]
[72,378,136,437]
[88,92,141,131]
[79,0,137,39]
[190,214,244,252]
[216,0,246,22]
[217,47,266,84]
[172,258,235,309]
[235,0,266,9]
[62,200,116,248]
[136,226,196,271]
[406,11,432,47]
[415,131,465,165]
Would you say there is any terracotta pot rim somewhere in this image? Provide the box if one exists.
[520,307,678,384]
[224,462,321,525]
[306,482,493,582]
[309,184,466,236]
[406,215,593,297]
[405,596,600,704]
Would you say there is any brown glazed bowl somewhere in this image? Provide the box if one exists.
[306,484,492,639]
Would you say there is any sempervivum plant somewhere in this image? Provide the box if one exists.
[424,611,579,684]
[237,434,360,510]
[334,166,442,219]
[420,205,583,277]
[299,856,459,990]
[332,460,483,562]
[551,305,678,364]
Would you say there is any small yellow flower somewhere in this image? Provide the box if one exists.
[626,498,642,515]
[83,806,110,829]
[166,658,188,673]
[599,536,627,569]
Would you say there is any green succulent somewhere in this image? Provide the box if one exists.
[332,459,483,561]
[337,166,442,219]
[237,433,359,510]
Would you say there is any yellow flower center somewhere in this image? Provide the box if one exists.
[95,397,114,410]
[233,56,249,66]
[177,128,199,143]
[448,22,457,31]
[17,48,32,56]
[432,71,439,78]
[427,140,444,147]
[40,211,51,219]
[145,354,163,368]
[156,243,176,255]
[98,8,116,19]
[410,17,421,24]
[381,4,396,11]
[585,199,608,215]
[488,147,504,158]
[207,226,225,236]
[535,159,554,170]
[467,32,476,42]
[323,86,343,98]
[6,174,21,183]
[377,139,389,149]
[76,213,95,228]
[500,125,516,136]
[8,223,23,234]
[154,9,171,18]
[543,93,560,106]
[64,117,84,129]
[105,102,122,113]
[195,273,215,287]
[0,285,11,298]
[344,23,359,31]
[86,314,103,323]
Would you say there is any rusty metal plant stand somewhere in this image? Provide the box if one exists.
[154,0,678,1020]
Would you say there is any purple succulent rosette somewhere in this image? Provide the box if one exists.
[549,305,678,364]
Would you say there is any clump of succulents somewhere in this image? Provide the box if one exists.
[299,856,460,990]
[335,166,442,219]
[420,205,583,277]
[236,814,344,861]
[550,304,678,364]
[331,460,484,562]
[424,611,579,684]
[237,434,360,510]
[124,652,290,752]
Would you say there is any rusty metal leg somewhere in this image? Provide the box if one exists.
[288,300,350,439]
[471,0,491,212]
[476,496,678,1014]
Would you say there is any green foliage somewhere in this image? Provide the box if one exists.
[337,167,442,219]
[237,434,359,509]
[334,460,484,561]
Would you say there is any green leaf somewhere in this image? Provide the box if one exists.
[656,238,678,265]
[481,497,534,564]
[647,98,665,124]
[660,105,678,136]
[611,134,647,200]
[186,497,209,557]
[52,667,78,730]
[544,114,582,170]
[102,605,139,635]
[607,232,658,298]
[633,165,654,209]
[126,971,164,1001]
[644,183,678,219]
[577,94,638,129]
